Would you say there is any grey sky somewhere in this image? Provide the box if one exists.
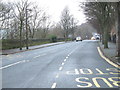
[3,0,87,25]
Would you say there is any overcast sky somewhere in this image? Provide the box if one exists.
[3,0,87,25]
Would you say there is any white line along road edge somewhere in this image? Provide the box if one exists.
[97,47,120,69]
[0,61,23,69]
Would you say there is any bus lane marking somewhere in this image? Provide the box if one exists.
[66,68,120,88]
[92,77,113,88]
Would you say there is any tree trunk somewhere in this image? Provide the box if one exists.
[19,20,23,50]
[25,9,29,50]
[72,28,75,41]
[116,2,120,57]
[64,29,68,42]
[65,31,67,42]
[102,33,104,44]
[104,27,109,48]
[116,25,120,57]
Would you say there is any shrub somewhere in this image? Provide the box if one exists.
[49,35,57,42]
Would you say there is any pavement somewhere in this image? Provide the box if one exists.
[98,42,120,66]
[1,40,120,89]
[1,42,65,55]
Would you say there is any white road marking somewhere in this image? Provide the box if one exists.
[21,60,26,63]
[0,59,30,69]
[62,62,64,65]
[69,52,72,55]
[34,55,41,58]
[59,67,63,71]
[69,46,79,55]
[33,54,46,58]
[64,59,67,62]
[75,69,80,74]
[0,61,23,69]
[55,74,59,78]
[51,47,79,88]
[26,60,30,62]
[51,83,57,88]
[66,57,68,59]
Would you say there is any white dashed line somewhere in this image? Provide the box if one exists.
[69,51,73,55]
[69,47,78,55]
[51,83,57,88]
[66,57,68,59]
[55,74,59,78]
[61,62,64,65]
[52,47,79,88]
[59,67,63,71]
[64,59,67,62]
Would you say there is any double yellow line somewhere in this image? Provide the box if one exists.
[97,47,120,69]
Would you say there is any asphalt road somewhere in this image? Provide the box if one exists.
[2,40,120,88]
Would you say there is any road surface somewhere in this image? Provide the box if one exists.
[1,40,120,88]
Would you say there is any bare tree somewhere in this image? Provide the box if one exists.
[48,23,64,38]
[15,0,26,50]
[81,2,120,57]
[0,2,11,28]
[114,2,120,57]
[116,2,120,57]
[0,2,14,39]
[69,16,78,40]
[81,2,114,48]
[41,12,51,38]
[24,0,32,49]
[60,7,71,41]
[29,5,43,39]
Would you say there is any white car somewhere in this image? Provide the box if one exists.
[76,37,82,42]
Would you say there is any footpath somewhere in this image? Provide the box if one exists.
[1,42,65,55]
[99,41,120,66]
